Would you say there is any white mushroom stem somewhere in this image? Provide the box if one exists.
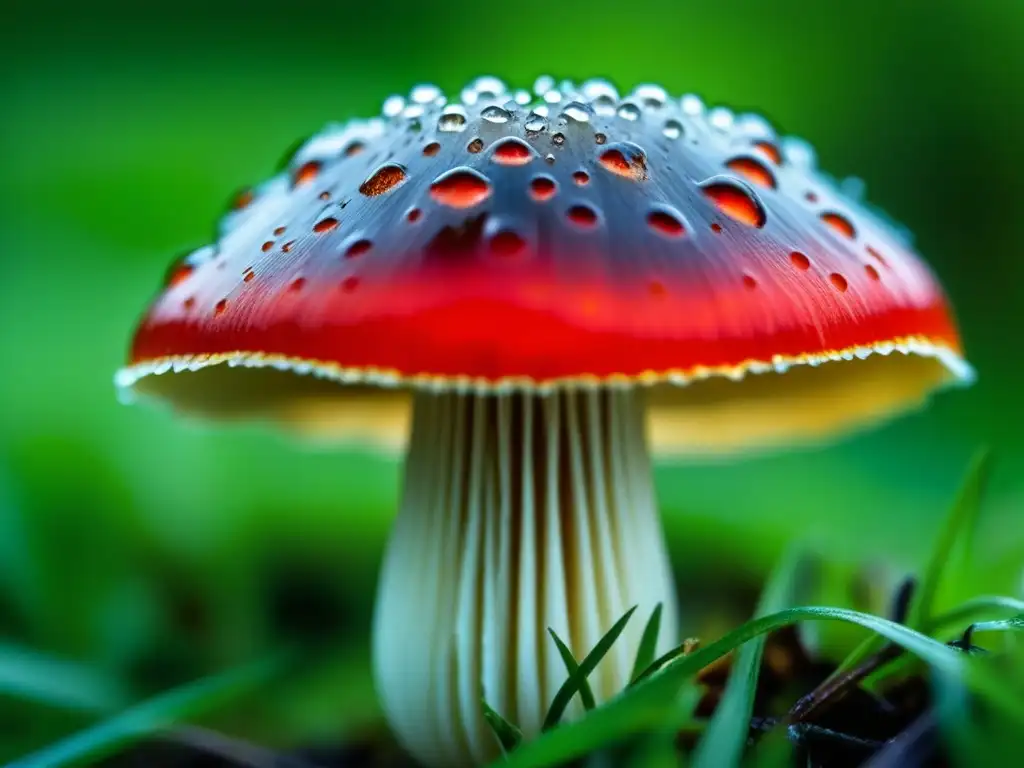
[372,388,679,768]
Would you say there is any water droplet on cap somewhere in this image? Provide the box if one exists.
[359,164,407,196]
[821,212,857,238]
[634,84,668,108]
[410,84,442,104]
[598,142,648,180]
[382,95,405,118]
[617,102,641,121]
[662,120,683,140]
[438,107,468,132]
[708,107,734,131]
[491,138,535,165]
[430,167,493,208]
[533,75,556,96]
[699,177,766,228]
[726,157,777,189]
[561,101,592,123]
[525,115,547,134]
[680,94,704,116]
[481,105,512,124]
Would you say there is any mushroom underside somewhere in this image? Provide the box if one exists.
[122,345,963,454]
[373,388,678,767]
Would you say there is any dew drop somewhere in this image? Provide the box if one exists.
[545,154,556,165]
[752,140,782,165]
[261,240,274,253]
[865,264,881,281]
[805,191,819,203]
[634,84,668,107]
[344,141,366,157]
[273,226,287,236]
[489,230,526,257]
[293,161,321,187]
[573,170,590,186]
[725,157,777,189]
[821,211,856,239]
[491,138,534,166]
[166,265,194,287]
[525,115,547,134]
[866,246,888,267]
[710,223,722,234]
[231,188,254,210]
[582,78,619,104]
[742,275,758,290]
[214,299,228,317]
[566,204,599,228]
[680,94,704,115]
[341,276,360,293]
[438,108,468,132]
[662,120,683,140]
[382,95,405,118]
[552,132,565,146]
[594,132,607,145]
[561,102,592,123]
[617,102,641,121]
[467,138,484,153]
[314,217,339,233]
[598,142,648,180]
[423,142,441,157]
[533,74,556,96]
[481,105,511,124]
[359,164,407,196]
[790,251,811,270]
[243,268,256,283]
[430,167,493,208]
[529,176,557,201]
[345,239,373,258]
[647,209,686,237]
[411,84,442,104]
[282,240,295,253]
[183,296,196,310]
[709,107,734,131]
[830,273,849,292]
[289,277,307,293]
[407,207,422,222]
[699,177,766,228]
[592,95,617,116]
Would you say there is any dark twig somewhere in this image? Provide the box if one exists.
[861,710,939,768]
[788,577,917,723]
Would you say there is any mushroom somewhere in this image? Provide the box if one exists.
[116,76,974,767]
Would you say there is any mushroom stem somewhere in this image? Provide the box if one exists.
[372,388,678,767]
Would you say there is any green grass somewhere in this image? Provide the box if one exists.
[3,455,1021,767]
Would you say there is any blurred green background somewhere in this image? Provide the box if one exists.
[1,0,1022,761]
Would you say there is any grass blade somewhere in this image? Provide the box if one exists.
[0,644,126,714]
[691,550,805,768]
[482,698,524,755]
[8,650,292,768]
[629,603,663,685]
[498,606,1024,768]
[909,449,992,631]
[931,596,1024,635]
[542,605,637,730]
[829,454,995,680]
[547,630,596,711]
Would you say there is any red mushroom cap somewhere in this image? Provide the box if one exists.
[118,77,972,452]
